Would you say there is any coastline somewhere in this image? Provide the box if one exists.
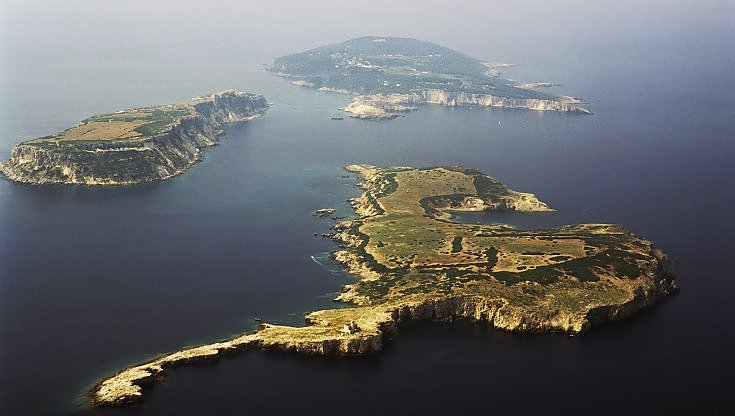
[280,76,592,120]
[270,36,594,120]
[0,91,269,186]
[88,164,676,407]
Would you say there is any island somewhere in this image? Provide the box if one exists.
[0,91,268,185]
[90,165,676,407]
[271,36,592,119]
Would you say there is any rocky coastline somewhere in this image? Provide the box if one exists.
[0,91,268,185]
[337,90,590,120]
[88,164,676,408]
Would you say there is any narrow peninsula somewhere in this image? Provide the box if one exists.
[272,36,591,119]
[0,91,268,185]
[90,165,676,407]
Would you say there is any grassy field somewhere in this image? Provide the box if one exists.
[27,104,194,144]
[341,166,660,307]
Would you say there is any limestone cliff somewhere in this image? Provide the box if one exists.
[343,91,591,120]
[343,94,419,120]
[0,91,268,185]
[421,89,592,114]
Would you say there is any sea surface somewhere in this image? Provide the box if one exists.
[1,28,734,416]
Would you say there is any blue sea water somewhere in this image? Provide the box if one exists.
[1,22,734,416]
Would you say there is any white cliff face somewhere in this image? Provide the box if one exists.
[343,94,420,120]
[0,91,268,185]
[493,192,556,212]
[435,193,555,215]
[421,89,592,114]
[344,101,397,120]
[342,90,592,120]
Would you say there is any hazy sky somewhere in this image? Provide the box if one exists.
[0,0,732,139]
[2,0,733,64]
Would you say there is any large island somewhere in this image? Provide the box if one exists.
[0,91,268,185]
[272,36,592,119]
[90,165,676,407]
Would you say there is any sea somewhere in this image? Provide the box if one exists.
[1,20,734,416]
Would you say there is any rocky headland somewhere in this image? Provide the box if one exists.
[89,164,676,407]
[0,91,268,185]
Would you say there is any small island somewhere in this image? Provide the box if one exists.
[90,165,676,407]
[0,91,268,185]
[272,36,592,119]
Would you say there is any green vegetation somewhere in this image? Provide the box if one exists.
[372,172,398,198]
[27,105,195,144]
[473,174,511,199]
[419,194,472,217]
[273,36,559,100]
[486,248,499,268]
[338,165,666,309]
[132,108,192,137]
[451,236,463,253]
[493,268,560,285]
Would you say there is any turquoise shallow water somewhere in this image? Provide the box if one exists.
[1,32,734,416]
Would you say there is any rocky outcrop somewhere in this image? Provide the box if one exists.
[342,90,591,120]
[343,94,419,120]
[90,251,677,407]
[90,310,392,407]
[584,248,678,325]
[421,89,592,114]
[0,91,268,185]
[344,101,400,120]
[465,192,555,213]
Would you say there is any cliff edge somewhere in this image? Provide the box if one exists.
[0,91,268,185]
